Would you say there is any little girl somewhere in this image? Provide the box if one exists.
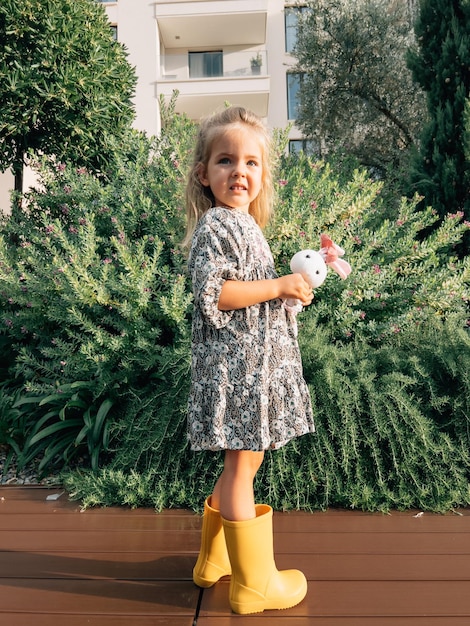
[184,106,315,615]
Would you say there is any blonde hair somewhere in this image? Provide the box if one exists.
[183,106,273,249]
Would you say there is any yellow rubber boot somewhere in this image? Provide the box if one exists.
[193,497,231,588]
[222,504,307,615]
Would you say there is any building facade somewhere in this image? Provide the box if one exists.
[101,0,305,146]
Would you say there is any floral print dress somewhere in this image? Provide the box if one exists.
[187,207,315,451]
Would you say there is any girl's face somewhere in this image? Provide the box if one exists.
[198,124,263,213]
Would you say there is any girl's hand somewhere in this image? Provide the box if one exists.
[277,273,313,306]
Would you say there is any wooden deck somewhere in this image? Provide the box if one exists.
[0,486,469,625]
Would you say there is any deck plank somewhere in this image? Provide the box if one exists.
[0,618,193,626]
[0,579,199,614]
[199,580,470,617]
[196,611,469,626]
[3,551,469,581]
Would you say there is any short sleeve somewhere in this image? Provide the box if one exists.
[188,211,246,329]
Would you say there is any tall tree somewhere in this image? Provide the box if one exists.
[294,0,426,174]
[407,0,470,225]
[0,0,136,192]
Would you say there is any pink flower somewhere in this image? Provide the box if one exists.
[373,264,381,274]
[310,201,318,210]
[278,179,288,186]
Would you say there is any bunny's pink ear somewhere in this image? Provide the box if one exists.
[319,233,352,280]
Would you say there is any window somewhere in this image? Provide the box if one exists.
[189,51,223,78]
[289,139,319,155]
[287,72,303,120]
[285,6,309,53]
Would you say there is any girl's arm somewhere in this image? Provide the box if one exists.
[218,274,313,311]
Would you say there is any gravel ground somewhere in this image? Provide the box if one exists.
[0,445,60,485]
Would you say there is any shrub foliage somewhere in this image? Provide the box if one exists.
[0,104,469,511]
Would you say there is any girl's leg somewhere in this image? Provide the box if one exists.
[211,450,264,521]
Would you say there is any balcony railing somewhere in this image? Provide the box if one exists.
[160,50,268,82]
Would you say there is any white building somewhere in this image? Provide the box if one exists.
[101,0,306,146]
[1,0,306,213]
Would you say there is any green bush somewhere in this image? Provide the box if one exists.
[1,106,469,511]
[268,153,469,343]
[0,104,194,472]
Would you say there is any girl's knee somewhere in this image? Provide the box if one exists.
[224,450,264,477]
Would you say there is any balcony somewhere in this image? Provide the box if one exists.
[157,50,270,120]
[155,0,267,49]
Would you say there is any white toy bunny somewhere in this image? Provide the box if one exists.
[284,233,352,315]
